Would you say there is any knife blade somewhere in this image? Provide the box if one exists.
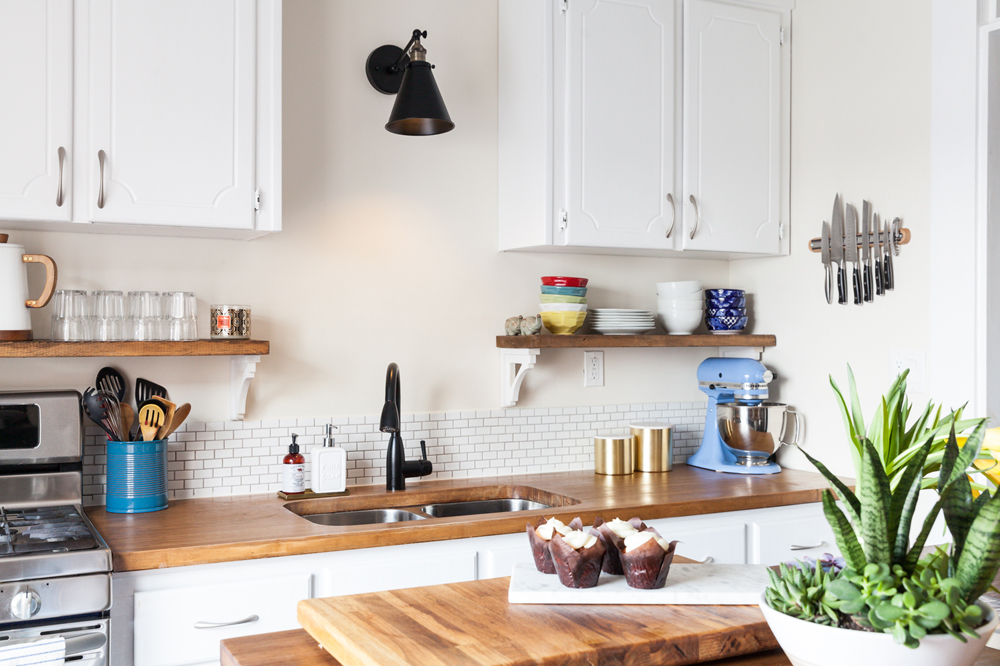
[861,201,873,302]
[821,221,832,304]
[874,212,884,296]
[846,203,861,305]
[885,217,897,290]
[831,195,847,305]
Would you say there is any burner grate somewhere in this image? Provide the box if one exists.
[0,505,98,558]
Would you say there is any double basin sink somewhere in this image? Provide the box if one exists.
[284,485,580,527]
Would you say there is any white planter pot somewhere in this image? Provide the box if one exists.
[759,591,998,666]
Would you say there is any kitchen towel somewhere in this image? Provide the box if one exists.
[0,637,66,666]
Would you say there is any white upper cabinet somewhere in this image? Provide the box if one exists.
[682,0,784,254]
[499,0,791,258]
[0,0,281,239]
[0,1,74,223]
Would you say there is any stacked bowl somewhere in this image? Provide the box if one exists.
[656,281,703,335]
[540,276,588,334]
[705,289,747,334]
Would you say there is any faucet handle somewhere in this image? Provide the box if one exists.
[419,440,428,461]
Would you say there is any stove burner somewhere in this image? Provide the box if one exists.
[0,505,98,558]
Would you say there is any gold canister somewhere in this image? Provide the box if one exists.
[594,433,634,475]
[630,423,673,472]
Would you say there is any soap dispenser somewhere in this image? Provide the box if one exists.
[311,423,346,493]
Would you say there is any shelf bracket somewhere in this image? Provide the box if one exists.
[500,348,540,408]
[719,346,765,361]
[230,355,260,421]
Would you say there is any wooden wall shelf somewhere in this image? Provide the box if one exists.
[0,339,269,421]
[495,334,777,407]
[0,339,269,358]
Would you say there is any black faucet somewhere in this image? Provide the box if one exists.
[379,362,432,491]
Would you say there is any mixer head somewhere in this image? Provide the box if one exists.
[697,357,773,401]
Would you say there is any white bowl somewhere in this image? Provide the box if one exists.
[658,309,702,335]
[538,303,587,312]
[657,299,704,311]
[656,281,702,296]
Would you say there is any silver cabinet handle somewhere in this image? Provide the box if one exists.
[56,147,66,207]
[193,614,259,629]
[790,541,826,551]
[688,194,699,239]
[697,555,714,564]
[97,150,107,209]
[665,193,675,238]
[65,632,107,658]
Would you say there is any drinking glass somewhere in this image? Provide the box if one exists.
[162,292,198,341]
[50,290,89,341]
[127,291,161,341]
[90,291,125,341]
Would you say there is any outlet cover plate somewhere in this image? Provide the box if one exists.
[889,349,926,393]
[584,350,604,387]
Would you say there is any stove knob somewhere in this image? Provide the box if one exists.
[10,589,41,620]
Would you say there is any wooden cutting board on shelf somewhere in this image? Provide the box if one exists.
[297,575,777,666]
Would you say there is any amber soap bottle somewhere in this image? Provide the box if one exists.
[282,433,305,494]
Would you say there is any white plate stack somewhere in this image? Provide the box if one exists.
[589,309,656,335]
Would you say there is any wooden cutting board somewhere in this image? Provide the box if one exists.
[297,576,777,666]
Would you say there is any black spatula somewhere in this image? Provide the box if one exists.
[135,377,168,406]
[97,366,127,404]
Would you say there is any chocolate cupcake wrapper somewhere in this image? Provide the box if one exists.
[619,528,678,590]
[593,517,646,576]
[550,529,607,588]
[527,517,584,574]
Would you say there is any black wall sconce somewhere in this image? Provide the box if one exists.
[365,29,454,136]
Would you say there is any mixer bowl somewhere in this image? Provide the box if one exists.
[717,402,797,464]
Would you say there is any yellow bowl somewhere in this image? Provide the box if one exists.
[540,294,587,304]
[541,310,587,335]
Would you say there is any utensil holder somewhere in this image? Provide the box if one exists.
[106,439,168,514]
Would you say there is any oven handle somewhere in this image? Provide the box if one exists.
[193,615,259,629]
[65,632,107,657]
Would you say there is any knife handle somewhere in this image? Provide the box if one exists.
[863,264,872,302]
[852,266,862,305]
[875,257,884,295]
[837,266,847,305]
[824,265,832,304]
[884,251,894,290]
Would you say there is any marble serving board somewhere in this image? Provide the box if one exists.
[508,562,770,605]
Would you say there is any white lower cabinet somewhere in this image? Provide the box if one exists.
[747,503,837,565]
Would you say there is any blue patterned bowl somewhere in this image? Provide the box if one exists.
[706,307,746,318]
[706,316,748,331]
[706,289,745,299]
[706,296,746,309]
[540,285,588,297]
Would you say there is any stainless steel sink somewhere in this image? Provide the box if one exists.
[420,499,552,518]
[301,508,427,526]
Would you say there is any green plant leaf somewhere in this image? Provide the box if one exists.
[889,438,933,568]
[847,366,867,450]
[942,473,975,564]
[822,490,867,571]
[859,439,892,564]
[830,374,862,473]
[827,578,861,600]
[798,446,861,524]
[904,495,945,572]
[954,491,1000,601]
[918,600,951,621]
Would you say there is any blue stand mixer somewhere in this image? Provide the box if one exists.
[686,357,782,475]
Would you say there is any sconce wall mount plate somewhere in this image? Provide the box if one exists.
[366,45,409,95]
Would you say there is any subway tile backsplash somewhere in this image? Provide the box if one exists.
[82,402,707,506]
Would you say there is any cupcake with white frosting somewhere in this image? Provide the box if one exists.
[619,528,678,589]
[593,516,644,575]
[526,516,582,573]
[549,526,606,588]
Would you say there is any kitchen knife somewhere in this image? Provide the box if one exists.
[861,201,873,302]
[821,221,832,304]
[874,212,884,296]
[830,195,847,305]
[845,203,861,305]
[884,218,894,291]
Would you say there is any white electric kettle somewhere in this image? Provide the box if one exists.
[0,234,57,341]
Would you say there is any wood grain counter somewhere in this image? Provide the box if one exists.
[87,467,843,572]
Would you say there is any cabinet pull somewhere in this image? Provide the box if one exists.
[56,147,66,207]
[193,614,259,629]
[688,194,700,239]
[697,555,714,564]
[665,193,675,238]
[790,541,826,551]
[97,150,107,209]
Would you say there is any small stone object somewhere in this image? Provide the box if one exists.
[505,315,524,336]
[520,314,542,336]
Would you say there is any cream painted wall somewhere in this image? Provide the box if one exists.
[1,1,731,422]
[732,0,934,476]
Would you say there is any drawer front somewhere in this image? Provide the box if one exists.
[750,504,838,565]
[133,572,312,666]
[645,518,747,564]
[317,549,478,598]
[480,542,535,580]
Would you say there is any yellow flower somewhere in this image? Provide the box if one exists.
[970,428,1000,490]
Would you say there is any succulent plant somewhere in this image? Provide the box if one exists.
[765,561,841,626]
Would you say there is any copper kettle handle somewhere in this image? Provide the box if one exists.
[22,255,58,308]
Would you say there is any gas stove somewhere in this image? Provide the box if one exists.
[0,390,112,664]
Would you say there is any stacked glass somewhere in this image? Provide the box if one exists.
[128,291,162,341]
[50,290,89,341]
[162,292,198,341]
[90,291,126,341]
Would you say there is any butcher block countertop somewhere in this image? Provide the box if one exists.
[87,467,840,572]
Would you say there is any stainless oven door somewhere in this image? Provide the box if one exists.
[0,617,108,666]
[0,391,83,466]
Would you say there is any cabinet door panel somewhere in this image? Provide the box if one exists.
[749,504,838,566]
[562,0,679,249]
[318,549,478,598]
[646,518,746,564]
[85,0,256,229]
[683,0,781,254]
[0,0,73,222]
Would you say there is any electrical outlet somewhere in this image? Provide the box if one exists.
[584,351,604,387]
[889,349,926,393]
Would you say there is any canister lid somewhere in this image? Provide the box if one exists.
[595,431,632,441]
[630,422,672,430]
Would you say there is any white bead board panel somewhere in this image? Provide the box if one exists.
[82,402,707,506]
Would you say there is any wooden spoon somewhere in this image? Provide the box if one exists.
[120,403,135,441]
[138,403,165,442]
[160,403,190,439]
[150,396,176,439]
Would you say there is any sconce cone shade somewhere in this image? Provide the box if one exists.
[386,61,454,136]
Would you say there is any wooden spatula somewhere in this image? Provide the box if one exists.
[160,403,191,439]
[121,403,135,441]
[150,396,176,439]
[138,403,165,442]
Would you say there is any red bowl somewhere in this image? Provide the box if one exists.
[541,276,589,287]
